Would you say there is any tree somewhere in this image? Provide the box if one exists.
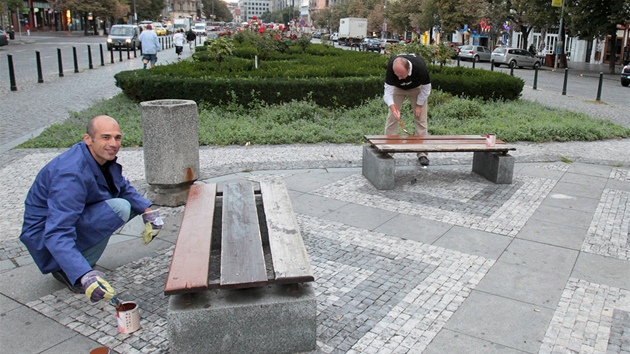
[135,0,164,21]
[201,0,233,22]
[566,0,630,74]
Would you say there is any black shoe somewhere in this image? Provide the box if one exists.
[418,156,430,166]
[52,271,83,294]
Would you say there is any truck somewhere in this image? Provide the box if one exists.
[173,18,192,32]
[338,18,368,47]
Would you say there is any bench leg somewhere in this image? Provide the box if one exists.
[362,145,395,190]
[472,152,515,184]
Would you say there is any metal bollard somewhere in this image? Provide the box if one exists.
[596,72,603,101]
[8,54,18,91]
[73,46,79,73]
[99,44,105,66]
[472,58,476,69]
[510,66,514,76]
[457,57,460,67]
[88,45,93,69]
[36,51,44,83]
[133,46,137,58]
[562,68,568,95]
[127,47,131,60]
[490,60,494,71]
[533,66,539,90]
[57,48,64,77]
[119,48,123,62]
[110,48,114,64]
[161,37,165,50]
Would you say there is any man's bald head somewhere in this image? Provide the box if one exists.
[87,115,119,138]
[393,57,410,80]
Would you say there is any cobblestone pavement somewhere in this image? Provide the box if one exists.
[1,142,628,353]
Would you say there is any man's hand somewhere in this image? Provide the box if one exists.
[81,270,115,303]
[414,105,423,120]
[141,209,164,244]
[390,105,401,121]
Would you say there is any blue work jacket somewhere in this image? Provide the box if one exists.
[20,142,152,285]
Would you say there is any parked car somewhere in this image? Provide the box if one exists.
[450,45,463,59]
[458,45,492,62]
[106,25,141,51]
[491,47,542,69]
[621,64,630,87]
[151,22,167,36]
[0,30,8,46]
[360,38,382,52]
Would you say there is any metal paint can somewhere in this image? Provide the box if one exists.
[116,301,141,334]
[485,133,496,146]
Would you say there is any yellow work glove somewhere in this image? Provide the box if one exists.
[141,209,163,244]
[80,270,115,303]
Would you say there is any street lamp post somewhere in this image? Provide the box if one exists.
[553,0,565,70]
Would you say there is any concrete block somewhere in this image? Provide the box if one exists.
[141,100,200,206]
[472,152,515,184]
[362,145,395,190]
[168,284,316,354]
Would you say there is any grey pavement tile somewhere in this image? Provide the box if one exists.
[0,293,21,312]
[558,171,609,189]
[423,328,527,354]
[475,260,569,309]
[517,218,587,250]
[549,181,605,200]
[498,238,578,275]
[432,226,513,260]
[539,193,601,213]
[0,263,70,304]
[529,204,596,230]
[320,203,399,231]
[290,193,350,217]
[565,163,613,178]
[606,178,630,192]
[0,259,16,271]
[95,237,175,272]
[40,334,103,354]
[516,163,567,180]
[0,305,79,353]
[572,252,630,290]
[284,169,353,193]
[444,290,554,353]
[373,214,453,245]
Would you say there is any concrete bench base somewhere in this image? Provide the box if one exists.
[167,284,316,354]
[472,151,515,184]
[362,145,515,189]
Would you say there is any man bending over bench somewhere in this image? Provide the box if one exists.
[384,53,432,166]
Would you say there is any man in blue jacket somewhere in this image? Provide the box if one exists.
[20,115,156,303]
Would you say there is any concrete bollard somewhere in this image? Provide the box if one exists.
[141,99,200,206]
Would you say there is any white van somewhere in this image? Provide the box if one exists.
[193,22,207,36]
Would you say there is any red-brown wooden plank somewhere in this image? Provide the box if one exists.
[164,183,217,295]
[372,143,515,153]
[364,134,488,141]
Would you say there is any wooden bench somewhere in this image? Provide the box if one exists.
[164,180,314,294]
[362,134,517,190]
[164,180,316,353]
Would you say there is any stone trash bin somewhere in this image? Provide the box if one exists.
[141,99,200,206]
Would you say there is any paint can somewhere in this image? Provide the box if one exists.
[116,301,141,334]
[485,133,496,147]
[89,347,111,354]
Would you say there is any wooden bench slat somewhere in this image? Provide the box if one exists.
[368,139,507,145]
[221,182,268,288]
[164,183,217,295]
[373,143,516,153]
[365,134,488,141]
[260,180,315,284]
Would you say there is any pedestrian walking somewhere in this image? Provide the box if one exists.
[173,29,185,60]
[186,28,196,51]
[25,23,30,36]
[138,24,160,69]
